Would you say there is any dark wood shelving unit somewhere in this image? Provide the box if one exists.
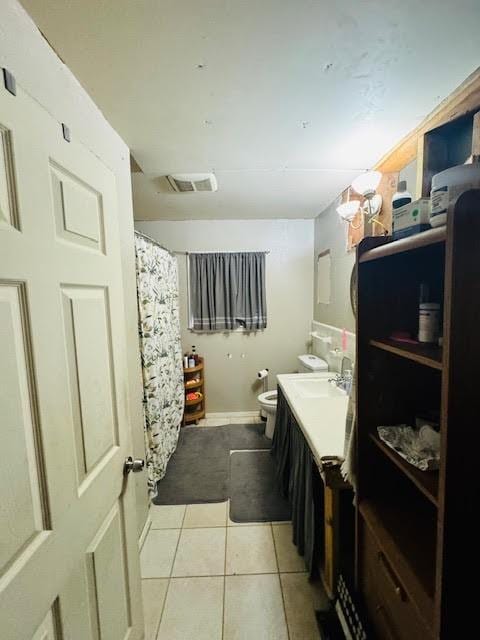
[359,226,446,263]
[370,338,443,370]
[356,189,480,639]
[359,498,436,629]
[183,357,205,424]
[369,432,439,506]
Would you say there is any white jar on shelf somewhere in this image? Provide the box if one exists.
[418,303,440,343]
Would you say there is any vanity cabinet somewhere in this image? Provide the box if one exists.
[355,189,480,638]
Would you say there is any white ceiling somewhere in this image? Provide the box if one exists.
[21,0,480,220]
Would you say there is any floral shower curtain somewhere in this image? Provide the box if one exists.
[135,233,184,497]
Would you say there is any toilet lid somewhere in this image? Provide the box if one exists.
[258,390,277,406]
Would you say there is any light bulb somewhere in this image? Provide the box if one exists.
[351,171,382,198]
[336,200,360,221]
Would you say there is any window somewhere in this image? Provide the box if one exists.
[188,252,267,331]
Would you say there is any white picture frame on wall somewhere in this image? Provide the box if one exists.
[316,249,331,305]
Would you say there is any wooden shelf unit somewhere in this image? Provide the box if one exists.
[183,357,205,424]
[356,189,480,639]
[369,338,443,370]
[369,432,439,506]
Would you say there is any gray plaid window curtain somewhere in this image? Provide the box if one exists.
[189,252,267,331]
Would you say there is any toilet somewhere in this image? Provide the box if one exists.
[258,390,278,439]
[258,354,329,439]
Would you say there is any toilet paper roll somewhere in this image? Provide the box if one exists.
[257,368,269,379]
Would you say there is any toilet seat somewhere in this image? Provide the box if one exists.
[258,390,277,406]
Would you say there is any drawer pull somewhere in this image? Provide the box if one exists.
[377,552,406,602]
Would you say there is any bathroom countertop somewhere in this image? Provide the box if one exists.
[277,372,349,466]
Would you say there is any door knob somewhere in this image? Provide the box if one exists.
[124,456,145,475]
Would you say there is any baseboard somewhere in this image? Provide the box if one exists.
[138,509,152,551]
[206,410,259,419]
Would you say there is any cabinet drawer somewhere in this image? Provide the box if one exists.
[360,523,432,640]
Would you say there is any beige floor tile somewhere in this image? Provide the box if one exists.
[280,573,321,640]
[204,418,230,426]
[140,529,180,578]
[172,527,226,577]
[272,523,306,572]
[229,416,259,424]
[226,525,277,575]
[224,574,288,640]
[183,501,227,528]
[157,577,224,640]
[141,578,168,640]
[150,504,186,529]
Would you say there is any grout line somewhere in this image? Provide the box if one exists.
[271,523,291,640]
[152,577,169,640]
[154,510,186,638]
[222,520,228,639]
[159,570,299,579]
[141,569,307,581]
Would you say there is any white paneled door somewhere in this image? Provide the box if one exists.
[0,81,143,639]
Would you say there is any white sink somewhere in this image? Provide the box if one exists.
[291,377,346,398]
[276,371,350,462]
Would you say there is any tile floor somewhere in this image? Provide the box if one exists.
[141,500,327,639]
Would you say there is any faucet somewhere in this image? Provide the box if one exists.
[329,356,353,393]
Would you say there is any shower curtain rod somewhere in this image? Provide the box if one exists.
[135,231,270,255]
[176,250,270,255]
[134,230,177,257]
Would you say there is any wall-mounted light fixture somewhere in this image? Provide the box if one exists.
[337,170,387,235]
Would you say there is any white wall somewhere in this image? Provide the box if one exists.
[1,0,148,537]
[135,219,315,412]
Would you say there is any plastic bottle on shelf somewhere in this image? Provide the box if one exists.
[183,354,189,369]
[392,180,412,210]
[188,348,195,368]
[192,345,199,365]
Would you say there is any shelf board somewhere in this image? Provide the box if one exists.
[370,338,443,370]
[359,498,435,630]
[369,433,439,506]
[185,380,203,390]
[184,361,203,374]
[185,396,204,406]
[184,408,205,423]
[359,227,446,263]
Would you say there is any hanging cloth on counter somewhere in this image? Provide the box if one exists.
[271,387,321,577]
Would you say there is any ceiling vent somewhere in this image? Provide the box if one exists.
[167,173,218,193]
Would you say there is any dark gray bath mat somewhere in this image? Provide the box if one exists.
[229,450,291,523]
[227,422,271,451]
[153,423,270,505]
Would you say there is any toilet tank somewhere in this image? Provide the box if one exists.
[297,354,329,373]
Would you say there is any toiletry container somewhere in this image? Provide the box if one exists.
[392,180,412,210]
[392,198,431,240]
[418,303,440,343]
[430,163,480,227]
